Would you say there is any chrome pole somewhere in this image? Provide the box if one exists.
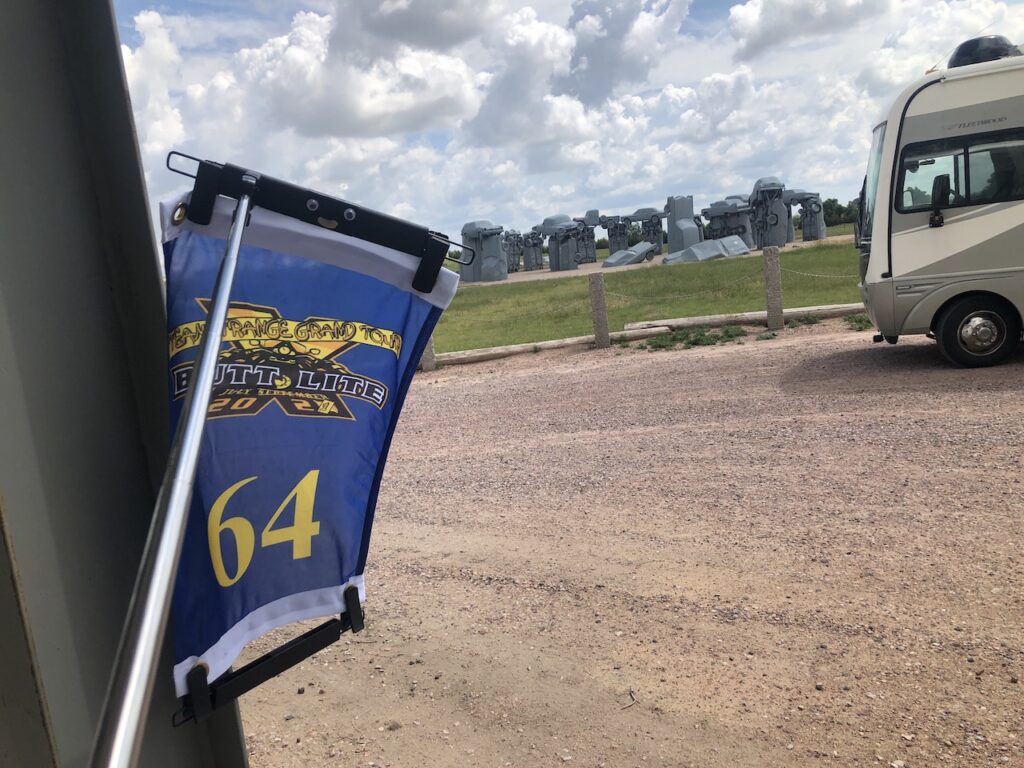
[90,175,257,768]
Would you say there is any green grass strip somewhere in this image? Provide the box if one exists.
[433,242,860,353]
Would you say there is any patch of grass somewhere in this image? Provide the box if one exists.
[756,331,777,341]
[640,324,749,352]
[645,333,679,351]
[433,242,860,352]
[826,222,855,237]
[687,328,720,347]
[844,313,873,332]
[786,313,819,329]
[719,325,748,341]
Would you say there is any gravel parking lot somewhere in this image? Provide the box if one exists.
[240,320,1023,767]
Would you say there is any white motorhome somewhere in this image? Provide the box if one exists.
[858,36,1024,366]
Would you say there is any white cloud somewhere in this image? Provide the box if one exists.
[234,11,483,138]
[465,7,578,145]
[555,0,692,105]
[858,0,1024,96]
[121,11,185,157]
[330,0,501,53]
[118,1,1024,241]
[728,0,892,60]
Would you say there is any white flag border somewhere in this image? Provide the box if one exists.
[171,575,365,697]
[160,193,459,310]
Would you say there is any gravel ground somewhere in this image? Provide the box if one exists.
[239,319,1023,768]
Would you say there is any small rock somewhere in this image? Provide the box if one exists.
[284,714,295,721]
[297,687,305,695]
[890,761,906,768]
[815,683,825,691]
[901,733,914,742]
[387,721,402,731]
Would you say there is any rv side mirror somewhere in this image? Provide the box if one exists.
[929,174,950,227]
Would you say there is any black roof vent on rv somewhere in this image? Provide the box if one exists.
[948,35,1021,68]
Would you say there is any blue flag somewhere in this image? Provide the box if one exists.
[160,194,457,696]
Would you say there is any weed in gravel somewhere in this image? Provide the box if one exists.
[844,313,873,331]
[642,325,750,351]
[686,328,721,347]
[756,331,777,340]
[645,334,679,351]
[719,325,748,341]
[796,313,820,325]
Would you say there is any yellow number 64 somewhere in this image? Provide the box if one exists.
[207,470,321,588]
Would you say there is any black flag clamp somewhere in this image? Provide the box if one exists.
[167,151,473,293]
[178,585,364,725]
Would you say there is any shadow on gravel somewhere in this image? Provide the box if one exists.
[780,340,1024,397]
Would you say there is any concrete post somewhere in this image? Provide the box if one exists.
[589,272,611,348]
[420,336,437,371]
[762,246,784,331]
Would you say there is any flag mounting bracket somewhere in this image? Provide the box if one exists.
[178,585,364,725]
[166,151,474,294]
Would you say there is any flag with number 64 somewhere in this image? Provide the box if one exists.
[160,194,457,696]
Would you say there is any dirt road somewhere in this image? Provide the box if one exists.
[239,321,1023,767]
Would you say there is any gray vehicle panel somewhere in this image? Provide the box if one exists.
[896,272,1024,334]
[899,93,1024,146]
[900,214,1024,276]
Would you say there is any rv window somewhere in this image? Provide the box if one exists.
[862,122,886,241]
[968,137,1024,204]
[897,127,1024,213]
[897,141,965,211]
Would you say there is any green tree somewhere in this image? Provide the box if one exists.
[626,223,643,246]
[822,197,845,226]
[822,197,860,225]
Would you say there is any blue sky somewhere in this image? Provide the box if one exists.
[113,0,1024,239]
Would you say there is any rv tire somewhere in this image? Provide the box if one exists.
[935,295,1021,368]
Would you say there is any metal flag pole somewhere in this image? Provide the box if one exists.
[90,174,258,768]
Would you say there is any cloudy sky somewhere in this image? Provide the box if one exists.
[114,0,1024,239]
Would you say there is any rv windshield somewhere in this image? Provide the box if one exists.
[861,122,887,244]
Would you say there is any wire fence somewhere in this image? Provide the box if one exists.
[603,270,765,302]
[780,267,859,279]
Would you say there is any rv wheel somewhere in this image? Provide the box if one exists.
[935,295,1021,368]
